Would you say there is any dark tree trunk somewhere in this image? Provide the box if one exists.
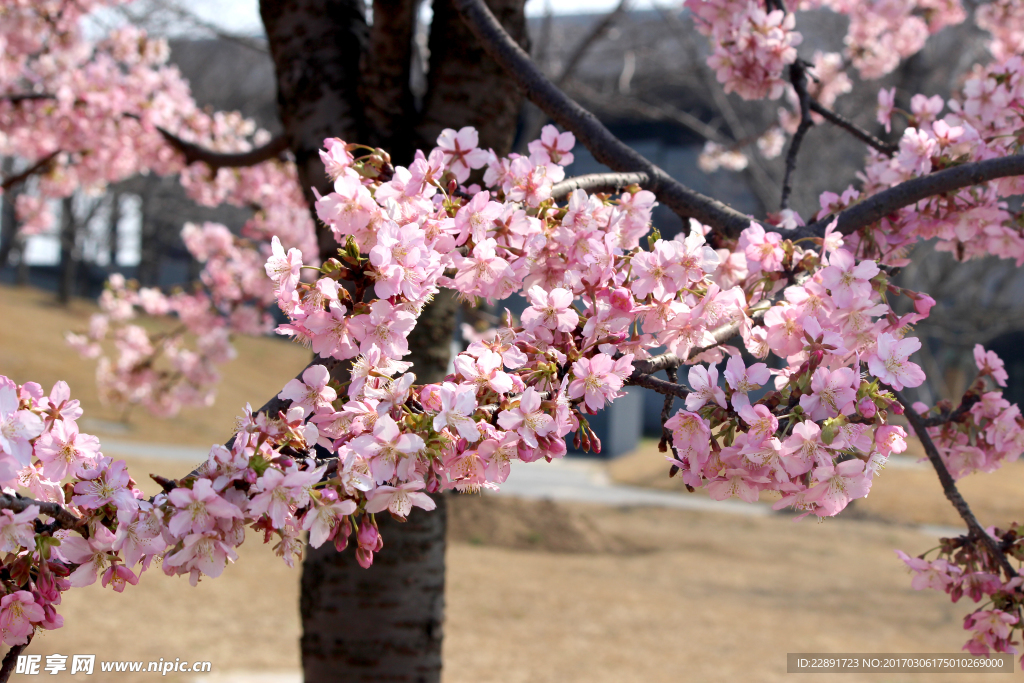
[107,190,121,268]
[301,496,448,683]
[137,179,160,287]
[260,0,366,261]
[0,157,17,268]
[13,236,29,286]
[57,197,77,305]
[259,0,526,679]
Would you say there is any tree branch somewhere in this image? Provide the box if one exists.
[892,388,1018,578]
[809,100,897,157]
[0,636,32,683]
[795,155,1024,240]
[155,128,291,171]
[550,172,650,198]
[919,391,981,428]
[1,150,61,191]
[452,0,755,237]
[0,493,82,530]
[0,93,54,103]
[780,61,812,211]
[625,370,690,400]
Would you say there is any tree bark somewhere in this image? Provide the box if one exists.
[57,197,77,304]
[0,157,17,268]
[415,0,529,155]
[258,1,526,679]
[107,191,121,268]
[137,179,160,287]
[260,0,366,261]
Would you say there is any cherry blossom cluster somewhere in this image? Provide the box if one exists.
[976,0,1024,61]
[261,126,947,530]
[853,55,1024,266]
[66,266,255,417]
[911,346,1023,480]
[1,1,319,417]
[0,372,397,644]
[798,0,966,79]
[896,525,1024,660]
[686,0,801,101]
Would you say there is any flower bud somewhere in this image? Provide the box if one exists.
[857,396,877,418]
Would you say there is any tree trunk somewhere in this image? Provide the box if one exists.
[259,1,526,679]
[137,179,160,287]
[57,197,77,305]
[0,157,17,268]
[108,190,121,268]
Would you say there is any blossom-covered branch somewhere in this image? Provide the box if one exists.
[0,151,60,191]
[452,0,755,237]
[799,155,1024,240]
[0,493,81,531]
[893,388,1018,579]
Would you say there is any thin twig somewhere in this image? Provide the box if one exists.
[809,100,897,157]
[780,61,813,211]
[919,391,981,428]
[1,150,61,191]
[892,388,1018,578]
[453,0,755,237]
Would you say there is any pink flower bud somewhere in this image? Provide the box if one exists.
[857,396,877,418]
[913,294,936,316]
[356,547,374,568]
[609,287,633,312]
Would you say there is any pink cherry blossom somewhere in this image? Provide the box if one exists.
[34,418,101,481]
[974,344,1009,387]
[436,127,490,183]
[685,364,727,412]
[0,505,39,553]
[528,125,575,166]
[278,364,338,415]
[867,333,926,391]
[799,367,858,421]
[0,378,44,468]
[167,478,244,537]
[350,415,425,484]
[365,480,437,518]
[433,383,482,442]
[569,353,630,412]
[0,591,45,645]
[497,388,555,449]
[521,286,579,333]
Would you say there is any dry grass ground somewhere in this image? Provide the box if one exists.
[3,284,1022,681]
[0,284,310,447]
